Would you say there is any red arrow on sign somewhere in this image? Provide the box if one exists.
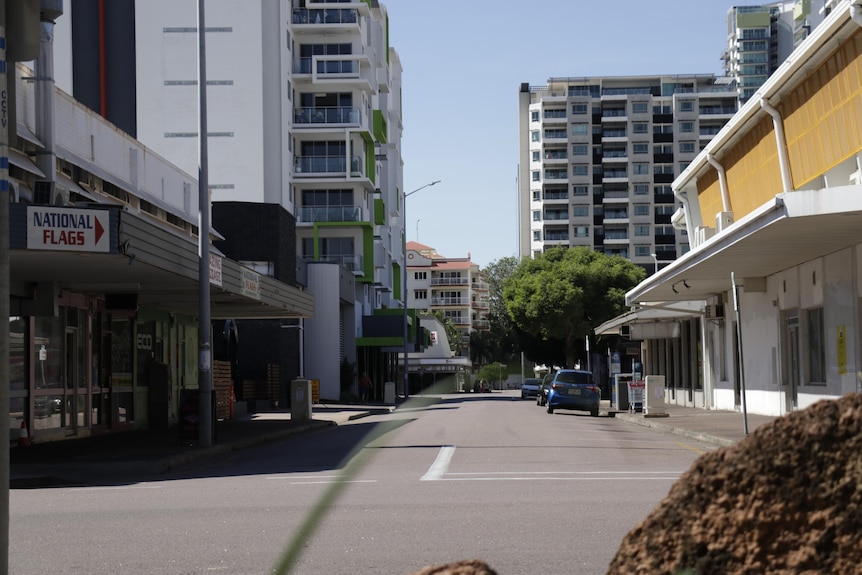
[94,217,104,244]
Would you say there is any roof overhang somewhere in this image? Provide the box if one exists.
[596,301,702,336]
[627,185,862,305]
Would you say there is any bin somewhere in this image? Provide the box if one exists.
[290,378,312,421]
[613,373,632,411]
[644,375,666,416]
[383,381,395,404]
[627,380,645,413]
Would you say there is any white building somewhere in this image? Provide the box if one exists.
[53,0,407,402]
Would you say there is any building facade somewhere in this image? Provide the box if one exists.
[617,0,862,417]
[517,75,739,273]
[722,1,829,102]
[54,0,408,402]
[7,4,312,444]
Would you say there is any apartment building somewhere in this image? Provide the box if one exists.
[517,75,738,273]
[723,1,828,102]
[54,0,407,402]
[406,243,489,358]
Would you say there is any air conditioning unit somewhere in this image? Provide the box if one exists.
[620,325,631,338]
[705,304,725,320]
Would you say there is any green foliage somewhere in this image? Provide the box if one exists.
[477,362,507,385]
[477,256,520,364]
[503,247,646,367]
[432,311,461,354]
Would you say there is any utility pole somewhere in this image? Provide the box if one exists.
[1,2,41,572]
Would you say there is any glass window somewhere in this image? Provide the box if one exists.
[532,151,540,162]
[680,121,694,133]
[532,171,540,182]
[571,103,588,115]
[531,111,539,122]
[678,141,696,153]
[633,163,650,175]
[634,204,650,216]
[571,206,589,217]
[572,185,588,196]
[572,164,588,176]
[573,226,589,238]
[807,307,825,383]
[633,123,648,134]
[533,230,541,241]
[679,100,694,112]
[632,143,648,155]
[634,184,649,195]
[571,124,588,135]
[634,225,651,236]
[532,211,541,221]
[531,131,540,142]
[634,245,652,257]
[631,102,648,114]
[571,144,588,156]
[532,190,540,201]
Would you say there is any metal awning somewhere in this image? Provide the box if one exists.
[627,186,862,305]
[596,301,702,336]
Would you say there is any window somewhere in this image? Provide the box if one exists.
[414,271,427,280]
[572,185,588,196]
[807,307,825,383]
[532,151,540,162]
[571,206,589,217]
[571,124,588,135]
[571,144,588,156]
[631,102,648,114]
[634,245,652,257]
[634,225,651,236]
[633,123,648,134]
[571,103,588,115]
[533,230,541,241]
[532,190,540,201]
[414,290,427,300]
[632,143,649,155]
[634,184,649,195]
[679,100,694,112]
[531,131,540,142]
[680,121,694,133]
[531,111,539,122]
[679,142,696,154]
[572,164,589,176]
[633,163,650,175]
[655,205,675,216]
[634,204,650,216]
[573,226,589,238]
[532,211,541,221]
[532,171,540,182]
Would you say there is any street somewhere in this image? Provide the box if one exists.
[10,392,718,574]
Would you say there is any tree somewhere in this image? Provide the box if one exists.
[479,256,520,364]
[432,311,461,355]
[503,247,646,368]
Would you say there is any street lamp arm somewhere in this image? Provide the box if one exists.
[405,180,441,198]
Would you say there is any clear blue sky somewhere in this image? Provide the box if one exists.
[385,0,761,269]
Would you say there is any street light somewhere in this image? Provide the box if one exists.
[403,180,440,399]
[651,253,662,273]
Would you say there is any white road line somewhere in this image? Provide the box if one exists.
[429,476,680,482]
[420,445,456,481]
[445,470,685,476]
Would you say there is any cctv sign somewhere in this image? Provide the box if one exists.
[27,207,110,252]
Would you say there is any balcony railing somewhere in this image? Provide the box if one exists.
[292,8,358,25]
[296,205,364,223]
[431,277,469,286]
[431,297,469,306]
[294,155,363,176]
[293,58,358,76]
[472,320,490,330]
[294,107,360,125]
[314,254,363,272]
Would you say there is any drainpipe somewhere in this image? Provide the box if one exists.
[34,14,59,189]
[760,98,794,193]
[707,153,732,213]
[672,187,697,247]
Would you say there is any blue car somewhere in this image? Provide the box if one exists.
[545,369,600,417]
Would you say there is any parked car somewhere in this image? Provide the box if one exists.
[536,371,555,406]
[520,377,542,399]
[545,369,600,417]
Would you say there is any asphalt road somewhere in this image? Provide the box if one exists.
[10,391,718,574]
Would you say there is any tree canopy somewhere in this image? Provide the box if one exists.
[503,247,646,368]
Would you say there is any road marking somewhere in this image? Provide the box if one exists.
[429,476,680,482]
[420,445,456,481]
[425,470,685,482]
[675,441,708,455]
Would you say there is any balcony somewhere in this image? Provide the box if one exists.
[472,300,489,310]
[431,297,469,307]
[431,277,469,286]
[472,282,489,292]
[293,57,359,77]
[313,254,363,273]
[294,107,361,126]
[472,319,490,330]
[296,205,364,223]
[292,8,359,25]
[294,155,363,177]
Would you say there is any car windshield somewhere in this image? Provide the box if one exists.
[555,372,591,384]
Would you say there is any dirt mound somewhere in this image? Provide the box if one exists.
[606,393,862,574]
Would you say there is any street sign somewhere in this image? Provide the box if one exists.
[26,206,110,252]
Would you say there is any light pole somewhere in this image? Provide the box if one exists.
[403,180,440,399]
[651,253,662,273]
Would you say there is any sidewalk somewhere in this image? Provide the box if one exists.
[609,402,778,447]
[10,403,394,488]
[9,397,779,488]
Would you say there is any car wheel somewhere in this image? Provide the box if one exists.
[590,408,599,417]
[547,405,553,414]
